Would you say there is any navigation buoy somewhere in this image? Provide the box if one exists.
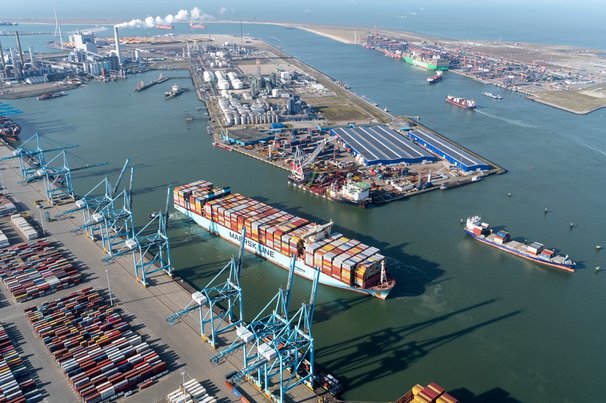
[595,266,601,272]
[570,222,574,229]
[596,245,602,251]
[544,208,549,214]
[507,192,511,197]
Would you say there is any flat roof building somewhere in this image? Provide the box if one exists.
[408,129,491,172]
[331,125,435,166]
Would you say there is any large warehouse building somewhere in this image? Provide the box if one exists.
[331,125,435,166]
[408,129,491,172]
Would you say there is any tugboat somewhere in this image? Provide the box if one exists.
[483,91,503,100]
[165,84,185,100]
[445,95,476,109]
[427,71,443,84]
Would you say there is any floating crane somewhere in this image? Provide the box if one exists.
[211,257,320,402]
[289,137,331,183]
[0,133,78,181]
[167,227,246,347]
[105,187,173,286]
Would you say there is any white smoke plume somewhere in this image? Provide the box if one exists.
[115,7,213,29]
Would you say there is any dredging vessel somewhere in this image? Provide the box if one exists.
[174,180,395,299]
[446,95,477,109]
[464,216,576,272]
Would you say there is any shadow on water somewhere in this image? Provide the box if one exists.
[317,300,523,389]
[449,387,522,403]
[250,199,445,298]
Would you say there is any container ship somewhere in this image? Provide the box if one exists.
[427,71,443,84]
[173,180,395,299]
[155,24,174,30]
[464,216,575,272]
[395,382,458,403]
[403,52,449,71]
[445,95,476,109]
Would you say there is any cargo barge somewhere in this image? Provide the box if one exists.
[134,74,169,92]
[465,216,576,272]
[174,180,395,299]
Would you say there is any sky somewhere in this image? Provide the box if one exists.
[1,0,604,21]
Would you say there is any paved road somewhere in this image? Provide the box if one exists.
[0,142,319,403]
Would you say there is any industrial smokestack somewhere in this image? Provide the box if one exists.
[28,46,34,66]
[15,31,24,65]
[0,41,5,69]
[113,26,122,65]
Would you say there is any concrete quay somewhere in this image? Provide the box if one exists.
[0,142,320,403]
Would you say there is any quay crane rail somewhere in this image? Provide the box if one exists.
[167,227,246,347]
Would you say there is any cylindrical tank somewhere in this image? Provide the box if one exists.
[218,80,230,90]
[271,89,280,97]
[232,80,244,90]
[203,71,212,82]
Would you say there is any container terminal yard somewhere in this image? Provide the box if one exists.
[0,140,335,402]
[0,123,462,402]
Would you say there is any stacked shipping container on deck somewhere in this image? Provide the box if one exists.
[0,323,42,403]
[25,288,168,403]
[0,240,81,303]
[174,180,387,290]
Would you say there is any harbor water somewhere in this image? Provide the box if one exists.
[6,23,606,402]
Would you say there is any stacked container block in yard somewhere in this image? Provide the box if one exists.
[0,195,17,217]
[0,323,42,403]
[10,214,38,241]
[0,240,81,303]
[24,288,168,403]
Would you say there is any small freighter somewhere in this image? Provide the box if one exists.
[464,216,575,272]
[446,95,476,109]
[483,91,503,100]
[427,71,443,84]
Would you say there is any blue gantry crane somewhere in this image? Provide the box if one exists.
[23,149,108,205]
[59,159,130,222]
[0,133,78,181]
[167,227,246,347]
[211,257,320,402]
[76,167,135,257]
[106,187,174,286]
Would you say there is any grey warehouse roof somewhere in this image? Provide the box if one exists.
[410,129,484,168]
[331,125,434,165]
